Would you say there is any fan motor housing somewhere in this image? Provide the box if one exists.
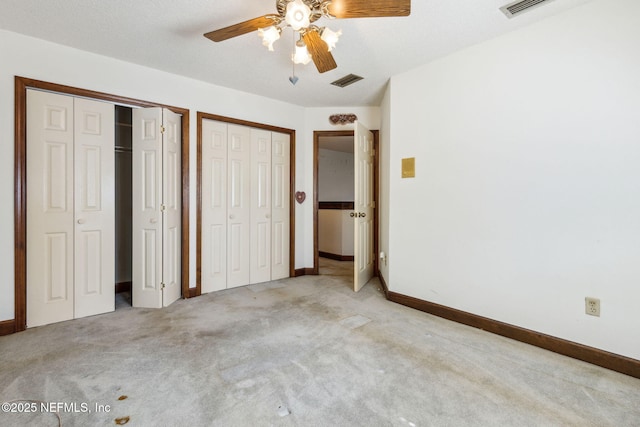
[276,0,326,22]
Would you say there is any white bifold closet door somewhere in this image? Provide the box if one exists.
[250,129,272,285]
[132,108,182,308]
[270,132,291,280]
[227,124,252,288]
[201,119,290,293]
[27,90,115,327]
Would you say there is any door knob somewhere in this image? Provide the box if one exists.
[77,219,85,224]
[350,212,355,218]
[150,218,157,224]
[229,214,235,220]
[265,214,271,219]
[359,212,366,218]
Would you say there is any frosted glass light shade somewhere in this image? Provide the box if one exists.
[320,27,342,51]
[258,26,281,51]
[292,41,312,64]
[285,0,311,31]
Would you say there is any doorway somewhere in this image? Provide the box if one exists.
[316,133,355,281]
[313,129,379,286]
[13,77,191,333]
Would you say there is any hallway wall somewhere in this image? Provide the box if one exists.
[318,148,354,202]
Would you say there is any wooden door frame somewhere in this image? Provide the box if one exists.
[12,76,191,334]
[195,112,296,296]
[313,129,379,275]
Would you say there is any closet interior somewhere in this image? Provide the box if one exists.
[114,106,133,306]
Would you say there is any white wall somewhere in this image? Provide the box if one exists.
[384,0,640,360]
[378,84,391,281]
[318,149,354,201]
[318,210,354,256]
[0,30,309,321]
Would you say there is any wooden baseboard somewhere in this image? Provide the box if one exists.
[386,290,640,379]
[378,273,389,298]
[319,252,355,262]
[119,281,199,299]
[318,201,354,210]
[294,268,317,277]
[115,281,132,294]
[0,319,16,336]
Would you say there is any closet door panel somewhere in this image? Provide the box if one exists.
[271,132,290,280]
[73,97,115,318]
[27,90,75,327]
[132,107,163,308]
[250,129,272,285]
[201,119,228,293]
[227,124,252,288]
[161,109,182,307]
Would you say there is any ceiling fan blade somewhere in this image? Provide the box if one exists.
[204,16,276,42]
[327,0,411,18]
[303,31,337,74]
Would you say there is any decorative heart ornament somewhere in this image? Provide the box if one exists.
[295,191,306,204]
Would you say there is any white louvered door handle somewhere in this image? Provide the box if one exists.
[229,214,235,220]
[77,219,85,224]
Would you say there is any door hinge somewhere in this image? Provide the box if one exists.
[160,125,166,134]
[161,204,166,212]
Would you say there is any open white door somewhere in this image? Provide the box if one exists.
[353,121,375,292]
[132,107,181,308]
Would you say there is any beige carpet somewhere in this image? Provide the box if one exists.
[1,258,638,426]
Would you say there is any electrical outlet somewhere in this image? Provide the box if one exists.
[585,297,600,317]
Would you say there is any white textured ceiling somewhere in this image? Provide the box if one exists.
[0,0,593,107]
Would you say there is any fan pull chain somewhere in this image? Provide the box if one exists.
[289,31,299,85]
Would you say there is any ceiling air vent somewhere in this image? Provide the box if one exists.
[500,0,556,18]
[331,74,364,88]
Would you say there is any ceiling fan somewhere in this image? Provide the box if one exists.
[204,0,411,74]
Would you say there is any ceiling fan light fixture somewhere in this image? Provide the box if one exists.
[292,40,312,64]
[204,0,412,75]
[258,26,282,51]
[285,0,312,31]
[320,27,341,51]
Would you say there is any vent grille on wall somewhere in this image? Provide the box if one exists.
[500,0,556,18]
[331,74,364,88]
